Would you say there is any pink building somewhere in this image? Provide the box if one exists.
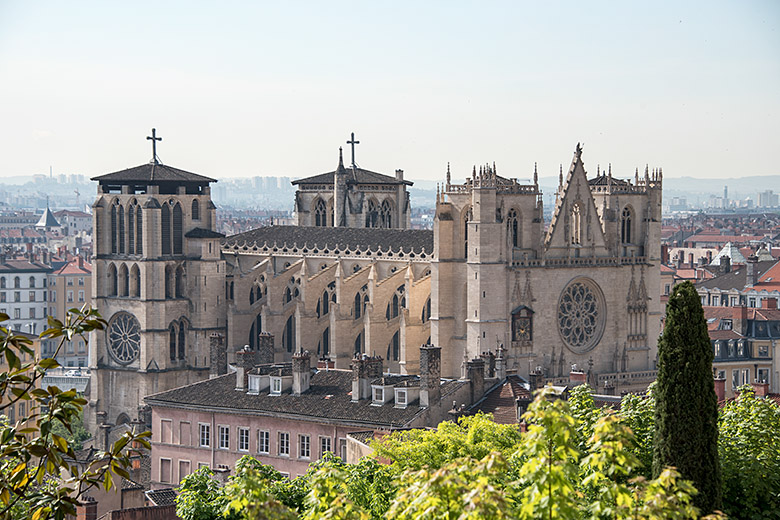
[146,346,484,487]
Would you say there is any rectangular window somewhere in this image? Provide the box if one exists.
[67,291,73,303]
[78,290,85,302]
[219,425,230,450]
[238,427,250,452]
[271,378,281,394]
[14,308,20,319]
[721,319,732,330]
[160,458,172,484]
[258,430,270,454]
[0,293,5,303]
[396,389,407,406]
[298,434,310,459]
[741,368,750,386]
[180,422,191,446]
[713,342,721,358]
[319,436,331,459]
[339,438,347,461]
[278,432,290,456]
[712,296,719,306]
[731,296,738,306]
[758,344,769,357]
[179,460,191,481]
[67,278,74,286]
[664,284,670,295]
[732,369,739,391]
[372,387,383,403]
[77,340,86,354]
[78,277,84,286]
[161,419,172,444]
[29,308,35,319]
[29,291,35,302]
[749,297,757,307]
[758,368,770,384]
[14,292,20,303]
[51,291,55,302]
[199,423,211,448]
[716,370,726,380]
[198,462,210,470]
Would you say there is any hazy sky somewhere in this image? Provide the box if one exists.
[0,1,778,182]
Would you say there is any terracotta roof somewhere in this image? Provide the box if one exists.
[708,329,744,340]
[223,225,434,256]
[146,370,467,429]
[470,375,531,424]
[52,259,91,275]
[688,233,767,244]
[91,163,216,184]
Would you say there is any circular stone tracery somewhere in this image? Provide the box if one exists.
[557,277,606,353]
[107,312,141,364]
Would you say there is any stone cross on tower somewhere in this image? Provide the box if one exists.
[146,128,162,165]
[346,132,360,169]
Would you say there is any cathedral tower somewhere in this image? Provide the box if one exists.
[88,132,225,430]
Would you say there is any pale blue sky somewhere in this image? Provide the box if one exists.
[0,1,778,182]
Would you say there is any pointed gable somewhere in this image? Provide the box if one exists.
[544,144,608,256]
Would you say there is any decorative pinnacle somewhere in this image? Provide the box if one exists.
[533,162,538,185]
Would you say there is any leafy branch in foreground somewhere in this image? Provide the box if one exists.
[0,306,151,520]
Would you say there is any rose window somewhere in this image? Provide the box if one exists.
[107,312,141,364]
[557,278,605,353]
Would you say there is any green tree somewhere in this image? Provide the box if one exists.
[50,404,91,451]
[0,307,150,520]
[718,385,780,519]
[176,467,230,520]
[617,384,656,478]
[652,281,721,513]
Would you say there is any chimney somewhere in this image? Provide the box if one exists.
[707,250,713,263]
[677,253,683,268]
[366,355,383,379]
[480,351,496,378]
[569,367,588,387]
[317,358,335,370]
[688,252,694,268]
[763,298,777,310]
[661,244,669,265]
[257,331,274,365]
[76,497,97,520]
[746,254,758,287]
[395,169,404,181]
[751,380,770,397]
[351,355,369,402]
[714,377,726,403]
[419,344,441,408]
[528,366,545,391]
[721,256,731,274]
[466,358,485,404]
[209,333,227,379]
[495,345,507,380]
[292,350,311,396]
[235,346,255,391]
[78,255,84,269]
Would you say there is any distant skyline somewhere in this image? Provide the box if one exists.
[0,1,778,182]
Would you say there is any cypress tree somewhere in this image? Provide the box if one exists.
[653,281,722,512]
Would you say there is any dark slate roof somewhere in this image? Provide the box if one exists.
[146,370,466,429]
[695,260,776,290]
[91,163,216,183]
[222,226,434,255]
[588,174,631,187]
[145,488,177,506]
[36,207,61,228]
[292,167,412,187]
[0,259,52,273]
[184,228,225,239]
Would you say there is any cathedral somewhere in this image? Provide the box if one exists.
[88,135,663,431]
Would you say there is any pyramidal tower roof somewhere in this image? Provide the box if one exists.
[35,205,60,229]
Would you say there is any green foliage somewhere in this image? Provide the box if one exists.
[568,384,609,454]
[372,412,522,471]
[0,306,151,520]
[653,281,722,513]
[718,385,780,519]
[176,467,230,520]
[49,404,90,451]
[223,457,296,520]
[617,384,656,478]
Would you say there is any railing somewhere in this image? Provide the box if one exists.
[511,256,648,268]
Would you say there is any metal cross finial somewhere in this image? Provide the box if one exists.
[146,128,162,164]
[346,132,360,168]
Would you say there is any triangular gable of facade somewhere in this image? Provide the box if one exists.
[544,145,608,256]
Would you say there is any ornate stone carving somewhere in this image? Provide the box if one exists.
[107,312,141,365]
[557,277,606,353]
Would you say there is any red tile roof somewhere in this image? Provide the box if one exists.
[471,375,531,424]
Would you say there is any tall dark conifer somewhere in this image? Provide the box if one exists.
[653,281,722,512]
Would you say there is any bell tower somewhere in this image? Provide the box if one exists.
[88,130,226,432]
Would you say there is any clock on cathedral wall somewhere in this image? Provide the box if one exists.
[512,306,533,342]
[557,277,606,354]
[107,312,141,365]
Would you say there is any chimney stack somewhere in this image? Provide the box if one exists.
[528,366,545,391]
[351,355,369,402]
[569,365,587,387]
[467,358,485,404]
[257,331,274,365]
[714,376,726,403]
[235,346,255,391]
[751,380,770,397]
[721,256,731,274]
[763,298,777,310]
[495,345,507,380]
[209,333,227,379]
[688,252,695,268]
[480,351,496,378]
[746,254,758,288]
[419,344,441,408]
[292,350,311,396]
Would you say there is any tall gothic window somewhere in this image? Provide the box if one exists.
[365,199,378,228]
[571,203,582,245]
[463,207,472,257]
[314,199,327,227]
[321,327,330,357]
[192,199,200,220]
[387,331,400,361]
[175,266,185,298]
[169,325,176,361]
[165,265,174,299]
[118,205,125,254]
[111,201,118,254]
[507,208,519,248]
[136,205,143,254]
[118,264,129,297]
[381,200,392,228]
[354,293,362,319]
[161,204,171,255]
[354,332,363,355]
[108,263,117,297]
[178,321,186,360]
[621,206,633,244]
[284,315,295,352]
[173,202,183,254]
[130,264,140,297]
[128,204,135,253]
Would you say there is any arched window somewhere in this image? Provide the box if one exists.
[365,199,378,228]
[175,266,184,298]
[118,204,125,254]
[230,281,234,300]
[165,265,174,299]
[13,277,19,289]
[463,207,472,257]
[130,264,140,297]
[387,331,400,361]
[136,205,143,254]
[381,200,393,228]
[283,315,295,353]
[108,264,117,296]
[284,287,293,304]
[621,206,633,244]
[178,321,186,360]
[161,203,171,255]
[321,327,330,357]
[192,199,200,221]
[421,297,431,323]
[314,199,328,227]
[249,288,255,305]
[386,285,405,320]
[354,333,363,355]
[173,202,183,255]
[322,290,329,316]
[507,209,519,248]
[111,201,118,254]
[128,204,135,254]
[169,325,177,361]
[0,278,6,289]
[249,323,256,350]
[29,276,35,288]
[571,203,582,245]
[118,264,129,297]
[354,293,362,319]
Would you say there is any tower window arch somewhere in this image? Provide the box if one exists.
[135,204,143,254]
[571,203,582,245]
[387,331,400,361]
[283,315,295,353]
[161,203,171,255]
[192,199,200,220]
[118,264,129,297]
[130,264,140,297]
[175,265,185,298]
[165,265,174,299]
[320,327,330,357]
[386,285,405,320]
[128,204,135,254]
[365,199,379,228]
[314,199,328,227]
[178,320,186,360]
[111,200,118,254]
[118,204,125,254]
[507,208,520,248]
[621,206,633,244]
[172,202,183,255]
[463,207,472,257]
[107,264,117,297]
[169,324,177,361]
[29,276,35,288]
[381,200,393,228]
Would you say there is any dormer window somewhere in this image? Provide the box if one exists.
[372,387,384,405]
[271,377,282,395]
[721,319,733,331]
[395,389,407,408]
[248,375,260,394]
